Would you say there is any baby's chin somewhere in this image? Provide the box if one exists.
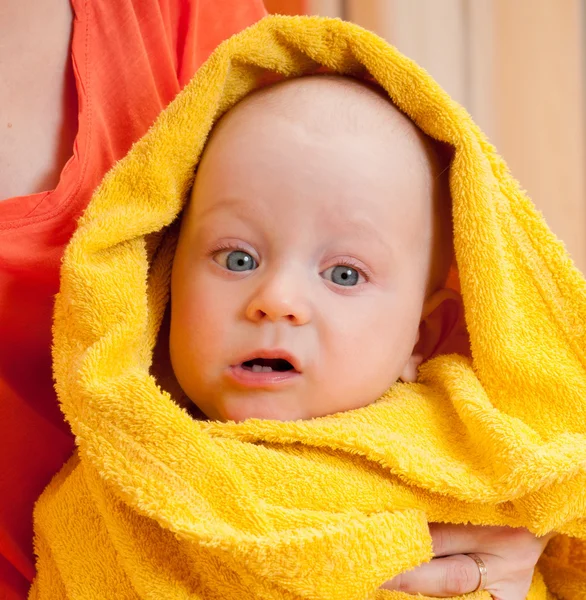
[217,401,310,423]
[195,394,331,423]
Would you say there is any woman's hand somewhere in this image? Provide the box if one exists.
[380,524,551,600]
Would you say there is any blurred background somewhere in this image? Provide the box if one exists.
[264,0,586,272]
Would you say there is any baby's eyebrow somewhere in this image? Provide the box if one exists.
[193,198,394,259]
[193,197,267,234]
[332,215,393,256]
[195,197,249,222]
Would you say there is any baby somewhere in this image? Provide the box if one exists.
[169,74,460,422]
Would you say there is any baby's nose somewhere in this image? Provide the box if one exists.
[245,270,312,325]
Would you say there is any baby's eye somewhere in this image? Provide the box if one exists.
[215,250,258,272]
[322,265,363,287]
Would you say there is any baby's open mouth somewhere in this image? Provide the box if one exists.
[241,358,295,373]
[228,352,300,387]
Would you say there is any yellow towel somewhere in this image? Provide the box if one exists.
[31,15,586,600]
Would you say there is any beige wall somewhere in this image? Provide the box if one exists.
[307,0,586,272]
[489,1,585,272]
[307,0,342,17]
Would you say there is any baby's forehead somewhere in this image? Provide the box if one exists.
[209,74,446,195]
[223,74,421,147]
[197,75,448,220]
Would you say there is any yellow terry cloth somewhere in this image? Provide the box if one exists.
[31,15,586,600]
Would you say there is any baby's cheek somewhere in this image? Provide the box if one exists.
[170,272,222,376]
[177,290,225,363]
[335,298,418,381]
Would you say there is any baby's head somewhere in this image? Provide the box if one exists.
[169,75,458,422]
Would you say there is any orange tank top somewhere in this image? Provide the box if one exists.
[0,1,266,597]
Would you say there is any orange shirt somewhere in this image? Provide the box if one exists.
[0,1,266,597]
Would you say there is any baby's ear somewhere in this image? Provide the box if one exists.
[418,287,462,360]
[399,288,462,383]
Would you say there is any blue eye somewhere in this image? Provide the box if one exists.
[216,250,257,272]
[323,265,361,286]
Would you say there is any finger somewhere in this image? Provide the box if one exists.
[430,523,510,557]
[381,554,491,597]
[430,524,552,560]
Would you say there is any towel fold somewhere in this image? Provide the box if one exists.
[31,15,586,600]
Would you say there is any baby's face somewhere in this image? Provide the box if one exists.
[170,77,447,422]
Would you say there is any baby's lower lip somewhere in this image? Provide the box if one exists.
[226,365,300,388]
